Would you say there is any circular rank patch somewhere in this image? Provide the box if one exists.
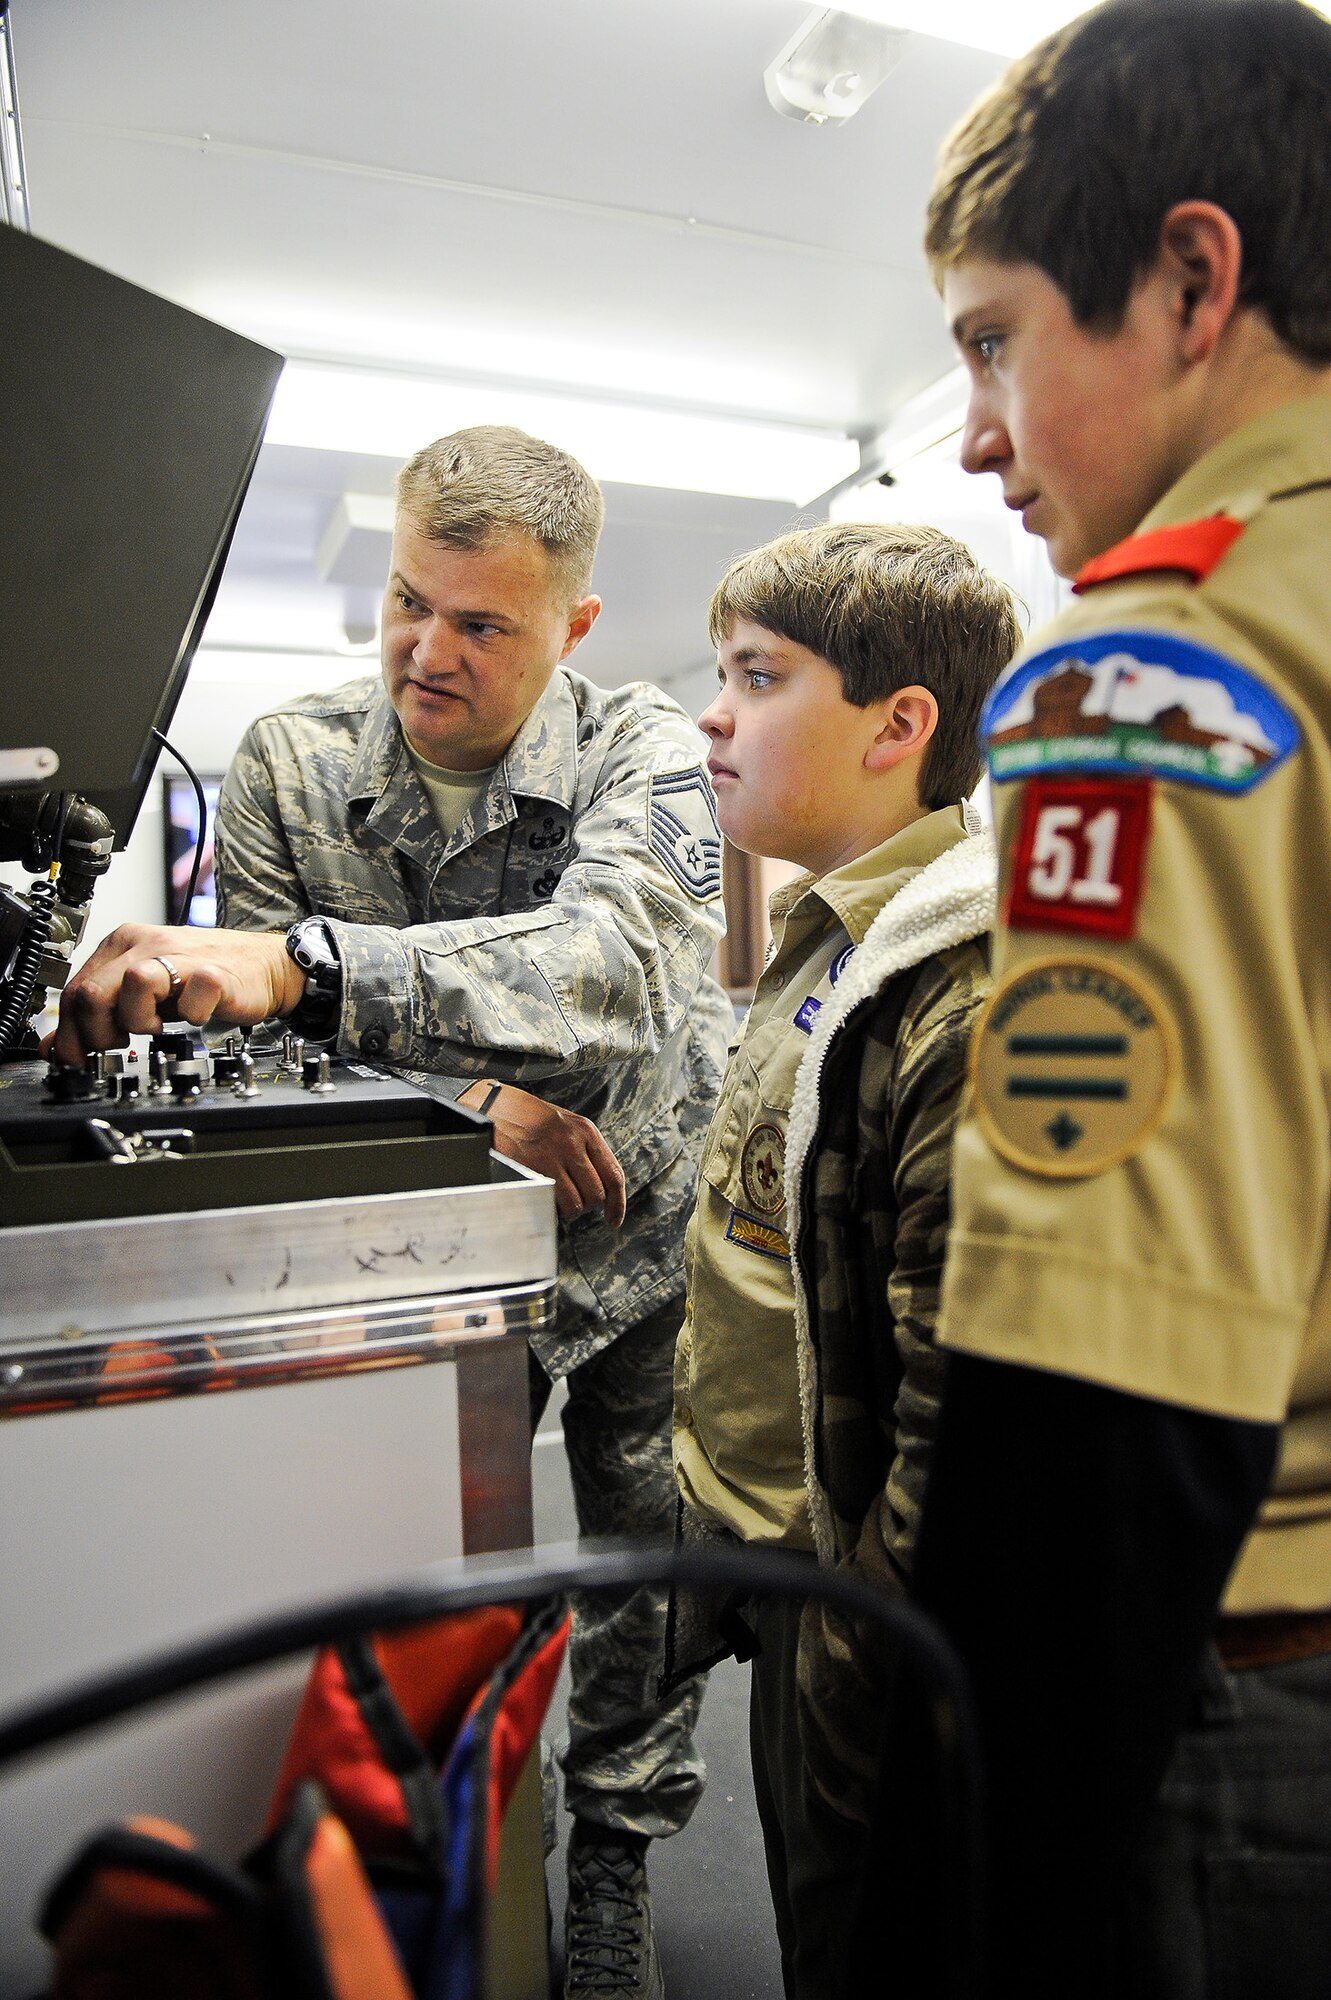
[741,1121,787,1216]
[970,956,1179,1179]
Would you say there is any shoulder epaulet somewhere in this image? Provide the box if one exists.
[1072,514,1246,595]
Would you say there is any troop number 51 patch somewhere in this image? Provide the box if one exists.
[970,956,1179,1179]
[1007,777,1152,940]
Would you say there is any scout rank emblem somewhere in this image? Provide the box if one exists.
[970,957,1178,1179]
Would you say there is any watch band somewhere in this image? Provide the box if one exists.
[285,917,343,1040]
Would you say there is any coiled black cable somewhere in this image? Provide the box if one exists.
[0,873,55,1054]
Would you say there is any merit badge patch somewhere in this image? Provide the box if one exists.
[1007,778,1152,940]
[971,956,1178,1179]
[648,768,723,901]
[726,1208,791,1262]
[740,1120,786,1216]
[984,629,1298,794]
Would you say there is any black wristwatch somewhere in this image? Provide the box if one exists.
[285,917,343,1040]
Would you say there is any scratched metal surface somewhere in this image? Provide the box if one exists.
[0,1159,556,1342]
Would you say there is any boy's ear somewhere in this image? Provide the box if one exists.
[1155,201,1244,362]
[865,687,938,773]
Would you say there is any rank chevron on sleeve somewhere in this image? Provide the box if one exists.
[647,767,723,900]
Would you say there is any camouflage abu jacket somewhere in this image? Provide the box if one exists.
[784,824,995,1824]
[214,667,732,1374]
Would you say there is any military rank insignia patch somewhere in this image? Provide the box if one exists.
[984,629,1298,794]
[970,956,1178,1179]
[1006,777,1152,940]
[740,1120,786,1216]
[648,768,723,901]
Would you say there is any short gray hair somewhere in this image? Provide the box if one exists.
[396,424,605,599]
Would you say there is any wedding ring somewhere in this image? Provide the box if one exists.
[153,954,185,1008]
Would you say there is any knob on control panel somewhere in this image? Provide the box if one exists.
[302,1050,336,1094]
[44,1062,101,1103]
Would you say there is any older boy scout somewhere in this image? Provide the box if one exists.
[55,425,732,2000]
[869,4,1331,1997]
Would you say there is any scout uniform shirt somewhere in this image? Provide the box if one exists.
[674,808,971,1551]
[214,665,733,1377]
[939,392,1331,1614]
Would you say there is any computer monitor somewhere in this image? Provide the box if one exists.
[1,225,283,846]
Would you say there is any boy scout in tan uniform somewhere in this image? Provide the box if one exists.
[865,6,1331,1998]
[669,523,1019,1999]
[676,808,984,1552]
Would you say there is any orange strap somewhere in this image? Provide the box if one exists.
[1073,515,1246,593]
[265,1606,523,1854]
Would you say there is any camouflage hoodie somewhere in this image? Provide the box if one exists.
[783,822,995,1824]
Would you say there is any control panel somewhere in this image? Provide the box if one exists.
[0,1031,493,1228]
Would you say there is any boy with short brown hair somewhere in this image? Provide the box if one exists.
[885,4,1331,1996]
[669,521,1018,1998]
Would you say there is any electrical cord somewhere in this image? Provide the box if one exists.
[0,872,55,1054]
[152,728,207,925]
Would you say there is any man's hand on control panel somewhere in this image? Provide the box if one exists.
[51,923,302,1066]
[459,1080,627,1230]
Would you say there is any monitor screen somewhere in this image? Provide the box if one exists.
[1,225,282,846]
[162,774,224,928]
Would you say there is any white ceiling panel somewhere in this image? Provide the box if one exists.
[9,0,1005,683]
[14,0,1000,430]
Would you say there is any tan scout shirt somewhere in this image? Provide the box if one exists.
[939,393,1331,1613]
[675,807,971,1549]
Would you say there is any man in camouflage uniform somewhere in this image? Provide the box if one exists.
[55,425,732,2000]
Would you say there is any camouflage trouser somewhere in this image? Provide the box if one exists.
[529,1297,707,1841]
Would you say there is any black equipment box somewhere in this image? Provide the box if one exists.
[0,1034,493,1229]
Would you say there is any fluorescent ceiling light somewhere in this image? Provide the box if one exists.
[265,364,859,507]
[838,1,1329,59]
[764,11,907,124]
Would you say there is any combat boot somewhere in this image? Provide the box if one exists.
[563,1822,664,1998]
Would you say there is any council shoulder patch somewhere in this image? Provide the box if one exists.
[984,628,1298,794]
[829,943,857,985]
[970,956,1179,1179]
[648,767,723,901]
